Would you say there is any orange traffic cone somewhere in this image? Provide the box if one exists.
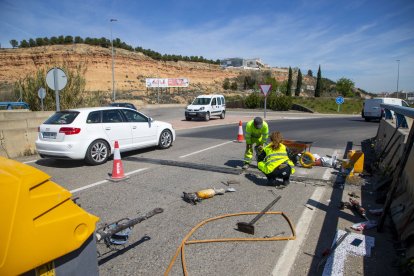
[236,121,245,142]
[108,141,128,181]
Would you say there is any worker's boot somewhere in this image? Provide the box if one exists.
[282,179,290,186]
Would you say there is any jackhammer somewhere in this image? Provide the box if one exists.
[96,208,164,248]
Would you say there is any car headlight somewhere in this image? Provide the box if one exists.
[199,107,205,111]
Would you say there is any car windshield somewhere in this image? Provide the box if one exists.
[192,98,211,105]
[44,111,79,124]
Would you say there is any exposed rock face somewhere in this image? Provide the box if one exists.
[0,44,240,94]
[2,45,329,105]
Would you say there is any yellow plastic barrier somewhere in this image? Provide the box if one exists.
[0,157,99,275]
[341,150,365,176]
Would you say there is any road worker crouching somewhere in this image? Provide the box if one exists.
[257,131,295,186]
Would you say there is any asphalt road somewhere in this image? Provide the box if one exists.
[22,108,380,275]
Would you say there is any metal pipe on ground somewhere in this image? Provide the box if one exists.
[125,156,242,175]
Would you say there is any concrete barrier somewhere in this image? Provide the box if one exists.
[375,118,414,260]
[0,111,53,158]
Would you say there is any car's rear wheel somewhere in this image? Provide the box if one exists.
[159,129,173,149]
[205,112,210,121]
[85,139,110,165]
[220,111,225,119]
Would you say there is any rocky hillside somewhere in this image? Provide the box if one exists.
[0,44,320,105]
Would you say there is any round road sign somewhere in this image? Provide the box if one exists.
[46,68,67,91]
[37,87,46,99]
[336,96,344,105]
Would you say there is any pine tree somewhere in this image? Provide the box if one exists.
[10,39,18,48]
[29,38,36,47]
[20,40,29,48]
[50,36,58,45]
[295,69,302,96]
[314,65,322,97]
[35,37,44,46]
[74,36,83,43]
[286,67,292,96]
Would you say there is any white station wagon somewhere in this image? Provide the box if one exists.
[36,107,175,165]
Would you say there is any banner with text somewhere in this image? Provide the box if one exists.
[146,78,189,88]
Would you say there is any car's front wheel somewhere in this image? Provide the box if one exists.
[159,129,173,149]
[205,112,210,121]
[85,139,110,165]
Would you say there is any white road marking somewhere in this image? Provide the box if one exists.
[70,168,148,193]
[322,230,375,275]
[272,187,326,276]
[179,141,233,158]
[124,167,148,176]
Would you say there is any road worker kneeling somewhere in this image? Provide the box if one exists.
[257,131,295,186]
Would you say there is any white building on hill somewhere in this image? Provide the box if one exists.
[220,58,267,69]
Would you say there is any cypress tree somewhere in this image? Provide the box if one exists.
[286,66,292,96]
[315,65,322,97]
[295,69,302,96]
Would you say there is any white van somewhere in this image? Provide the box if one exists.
[362,98,409,121]
[185,94,226,121]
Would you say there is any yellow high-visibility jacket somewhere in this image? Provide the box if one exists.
[258,143,295,175]
[245,120,269,144]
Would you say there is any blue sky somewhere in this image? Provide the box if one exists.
[1,0,413,93]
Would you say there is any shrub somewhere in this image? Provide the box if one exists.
[13,63,93,111]
[267,93,292,111]
[244,92,262,108]
[226,95,245,108]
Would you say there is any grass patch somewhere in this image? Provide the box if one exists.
[293,97,363,114]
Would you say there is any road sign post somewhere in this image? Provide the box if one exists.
[336,96,344,113]
[259,84,272,119]
[46,67,67,111]
[37,87,46,111]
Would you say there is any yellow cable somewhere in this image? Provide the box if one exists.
[164,211,296,276]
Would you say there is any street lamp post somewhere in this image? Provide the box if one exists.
[110,19,118,102]
[396,59,400,99]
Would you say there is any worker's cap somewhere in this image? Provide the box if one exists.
[253,117,263,128]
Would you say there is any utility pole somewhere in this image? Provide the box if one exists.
[396,59,400,99]
[110,19,118,102]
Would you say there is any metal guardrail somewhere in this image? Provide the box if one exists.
[381,104,414,128]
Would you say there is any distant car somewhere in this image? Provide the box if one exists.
[108,102,137,110]
[35,107,175,165]
[0,102,30,110]
[185,94,226,121]
[362,98,410,121]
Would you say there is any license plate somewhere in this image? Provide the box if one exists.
[189,112,196,115]
[43,132,57,139]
